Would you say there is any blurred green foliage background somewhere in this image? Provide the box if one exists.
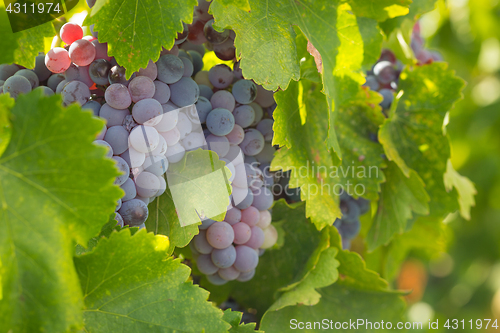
[403,0,500,330]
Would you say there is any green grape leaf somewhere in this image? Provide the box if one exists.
[346,0,412,21]
[444,160,476,220]
[0,91,122,333]
[223,309,262,332]
[272,78,342,230]
[0,95,14,158]
[365,216,447,281]
[145,188,200,254]
[379,62,465,217]
[366,162,430,250]
[260,283,406,332]
[199,200,324,317]
[84,0,197,78]
[0,13,55,69]
[380,0,437,36]
[75,229,230,332]
[334,88,387,200]
[213,0,251,11]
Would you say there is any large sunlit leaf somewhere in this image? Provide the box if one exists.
[0,91,122,333]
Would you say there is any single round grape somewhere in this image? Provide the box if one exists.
[364,75,380,91]
[211,245,236,268]
[249,102,263,126]
[225,124,244,145]
[206,273,227,285]
[379,88,394,109]
[128,76,155,103]
[194,70,211,87]
[210,90,235,112]
[45,48,71,74]
[261,224,278,249]
[169,77,200,107]
[240,128,264,156]
[180,57,194,77]
[241,206,260,227]
[206,221,235,249]
[218,266,240,281]
[138,60,158,80]
[187,50,203,75]
[62,80,90,106]
[208,64,232,89]
[157,54,184,84]
[256,210,272,229]
[132,98,163,126]
[89,59,111,85]
[34,54,52,81]
[105,83,132,109]
[60,22,83,44]
[104,125,129,155]
[160,127,181,146]
[33,86,54,96]
[121,178,137,201]
[373,61,397,84]
[129,125,160,153]
[2,75,31,98]
[235,188,253,210]
[82,100,101,116]
[0,64,19,81]
[256,119,274,142]
[47,73,65,91]
[213,38,236,61]
[199,218,216,230]
[187,19,208,45]
[69,39,96,66]
[119,199,149,226]
[206,108,235,136]
[232,79,257,105]
[193,230,214,254]
[120,148,146,168]
[92,40,111,61]
[225,207,241,225]
[135,171,161,198]
[156,175,166,197]
[94,140,113,158]
[14,69,39,89]
[237,269,255,282]
[165,142,186,163]
[255,143,275,164]
[152,80,171,104]
[232,222,251,244]
[108,65,135,86]
[197,254,219,275]
[155,104,179,132]
[251,187,273,211]
[99,103,129,127]
[254,85,275,108]
[244,226,265,249]
[234,245,259,272]
[203,19,230,45]
[112,156,130,186]
[233,105,255,128]
[206,134,230,157]
[198,84,213,100]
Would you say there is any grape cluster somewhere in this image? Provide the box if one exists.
[333,192,370,250]
[364,23,442,114]
[189,61,279,285]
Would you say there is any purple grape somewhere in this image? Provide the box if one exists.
[119,199,149,226]
[211,244,236,268]
[203,19,230,45]
[211,90,235,112]
[244,226,265,249]
[206,221,235,249]
[197,254,219,275]
[208,64,232,89]
[234,245,259,272]
[193,230,214,254]
[218,266,240,281]
[232,79,257,104]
